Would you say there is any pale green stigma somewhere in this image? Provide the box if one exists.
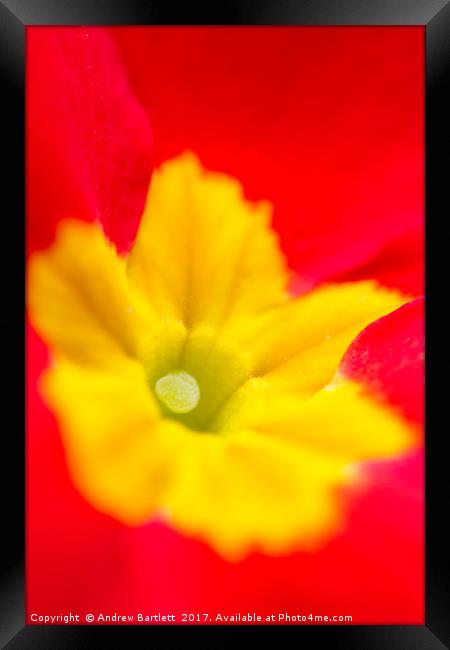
[155,370,200,414]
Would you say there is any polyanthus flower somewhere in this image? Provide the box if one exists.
[28,151,417,560]
[27,26,424,622]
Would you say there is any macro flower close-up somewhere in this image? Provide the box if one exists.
[27,26,424,623]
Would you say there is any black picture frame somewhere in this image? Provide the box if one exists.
[1,1,449,648]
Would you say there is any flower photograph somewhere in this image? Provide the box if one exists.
[26,26,424,624]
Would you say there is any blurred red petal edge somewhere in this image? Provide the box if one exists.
[26,27,153,256]
[340,297,424,425]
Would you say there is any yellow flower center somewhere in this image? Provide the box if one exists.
[155,370,200,414]
[28,151,417,559]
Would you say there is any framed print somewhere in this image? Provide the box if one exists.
[1,1,449,648]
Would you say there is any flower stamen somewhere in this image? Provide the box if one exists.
[155,370,200,414]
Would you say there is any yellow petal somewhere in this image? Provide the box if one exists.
[215,379,416,463]
[225,280,409,382]
[41,357,183,523]
[28,220,156,367]
[164,431,348,560]
[127,152,289,329]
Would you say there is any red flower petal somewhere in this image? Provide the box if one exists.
[340,297,424,424]
[27,27,153,255]
[114,26,423,290]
